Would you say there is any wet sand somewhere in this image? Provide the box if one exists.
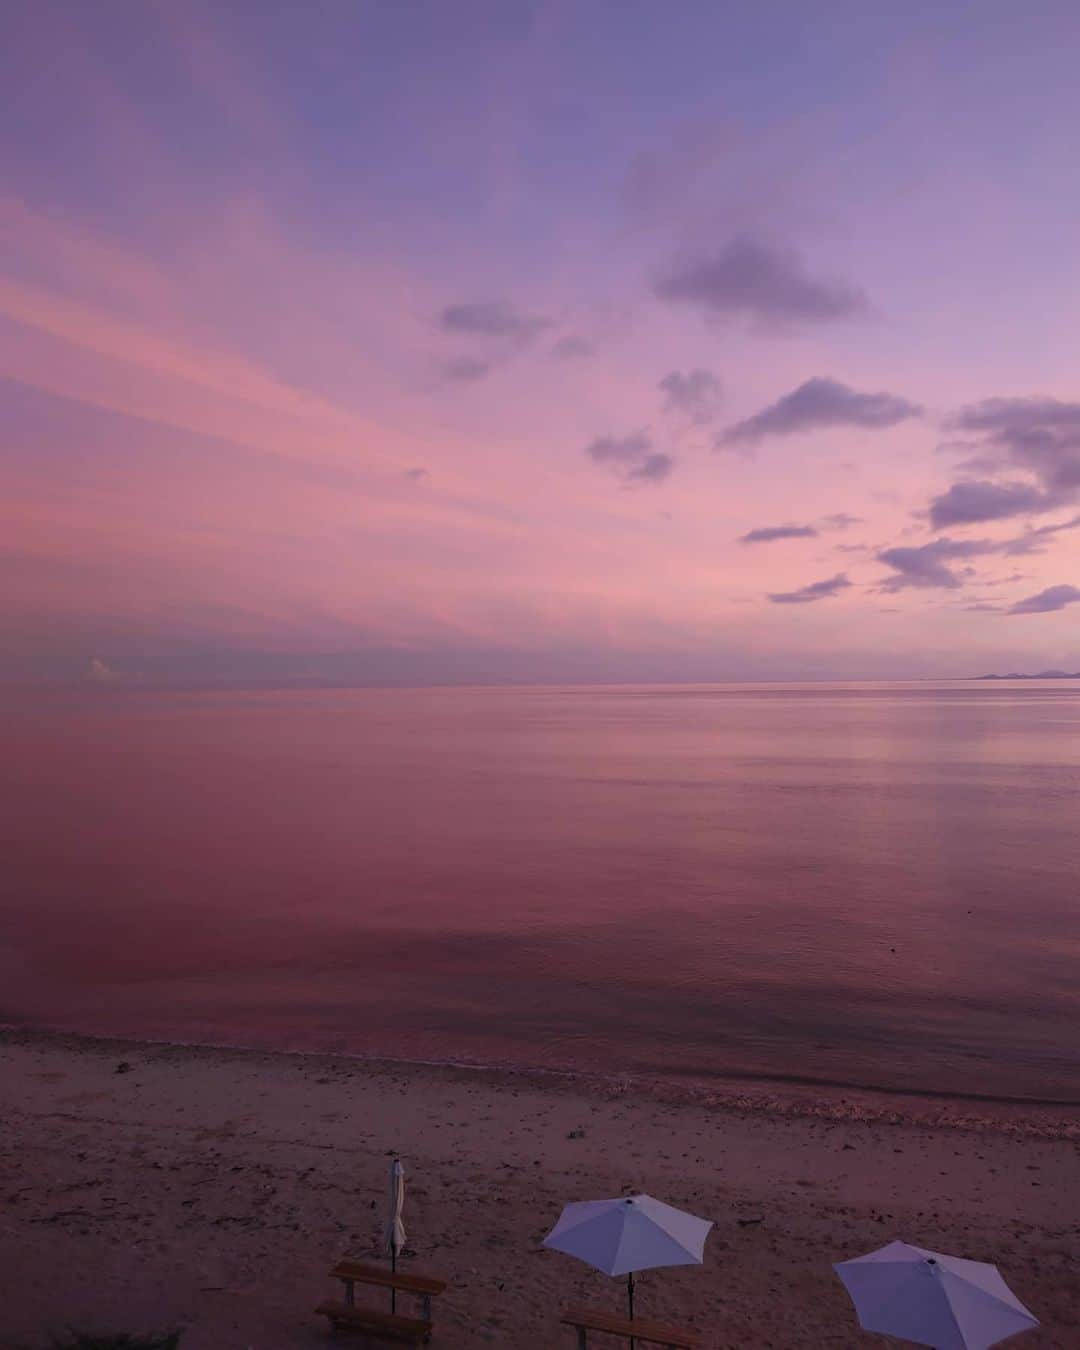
[2,1030,1078,1348]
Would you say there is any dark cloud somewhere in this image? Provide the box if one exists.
[876,538,998,591]
[768,572,852,604]
[551,335,594,360]
[439,301,551,342]
[655,238,868,327]
[739,523,819,544]
[1007,584,1080,615]
[934,397,1080,523]
[585,432,673,485]
[718,377,921,448]
[403,467,429,481]
[659,368,722,424]
[822,512,863,531]
[964,602,1002,612]
[928,479,1053,529]
[441,356,490,382]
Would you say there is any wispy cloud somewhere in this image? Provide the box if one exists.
[768,572,852,604]
[441,356,491,382]
[658,368,721,424]
[439,301,551,342]
[86,656,123,683]
[718,377,921,448]
[550,335,594,360]
[585,432,674,484]
[656,238,868,328]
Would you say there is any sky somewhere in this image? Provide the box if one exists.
[3,0,1080,684]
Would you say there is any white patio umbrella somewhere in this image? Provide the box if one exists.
[383,1158,406,1311]
[835,1240,1039,1349]
[544,1194,712,1330]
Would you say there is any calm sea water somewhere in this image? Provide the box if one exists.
[3,682,1079,1101]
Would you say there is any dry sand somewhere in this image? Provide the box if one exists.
[2,1029,1078,1349]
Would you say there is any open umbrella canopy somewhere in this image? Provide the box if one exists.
[544,1194,712,1278]
[835,1240,1039,1350]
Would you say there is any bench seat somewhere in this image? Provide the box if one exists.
[561,1304,701,1348]
[330,1260,447,1297]
[315,1299,432,1344]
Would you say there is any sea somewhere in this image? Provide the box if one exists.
[3,681,1079,1103]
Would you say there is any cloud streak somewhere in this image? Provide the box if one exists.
[439,301,551,342]
[719,377,921,448]
[739,524,819,544]
[1007,584,1080,615]
[768,572,852,604]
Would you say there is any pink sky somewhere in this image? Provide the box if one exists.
[3,2,1079,682]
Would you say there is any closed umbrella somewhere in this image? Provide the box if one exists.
[384,1158,406,1312]
[835,1240,1039,1349]
[544,1194,712,1340]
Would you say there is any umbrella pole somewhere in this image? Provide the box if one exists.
[391,1240,397,1314]
[627,1271,635,1350]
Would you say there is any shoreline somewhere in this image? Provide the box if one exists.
[4,1027,1079,1347]
[5,1023,1080,1139]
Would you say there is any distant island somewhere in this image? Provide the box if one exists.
[974,670,1080,680]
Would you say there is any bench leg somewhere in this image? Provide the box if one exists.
[422,1293,432,1321]
[344,1279,354,1307]
[577,1330,587,1350]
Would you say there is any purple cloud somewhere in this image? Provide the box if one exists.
[586,432,673,484]
[768,572,852,604]
[656,238,868,327]
[822,512,863,531]
[440,301,550,342]
[928,479,1054,529]
[718,377,921,447]
[1007,584,1080,615]
[659,368,722,424]
[1003,514,1080,554]
[739,523,819,544]
[935,398,1080,521]
[629,452,675,482]
[441,356,490,382]
[551,335,594,360]
[876,538,998,591]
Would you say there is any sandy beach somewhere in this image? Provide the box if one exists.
[2,1030,1078,1349]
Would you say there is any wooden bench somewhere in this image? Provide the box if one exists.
[316,1259,447,1343]
[561,1305,701,1349]
[315,1300,431,1344]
